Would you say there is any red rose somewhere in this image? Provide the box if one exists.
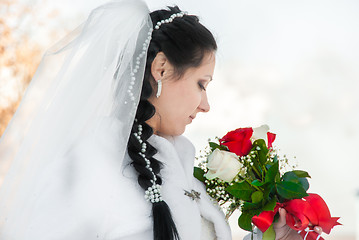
[220,127,253,156]
[267,132,276,148]
[251,194,341,238]
[284,194,341,234]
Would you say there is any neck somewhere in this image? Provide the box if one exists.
[145,112,161,135]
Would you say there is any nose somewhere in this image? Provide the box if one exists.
[198,92,210,113]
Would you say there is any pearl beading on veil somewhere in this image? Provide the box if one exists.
[127,29,153,117]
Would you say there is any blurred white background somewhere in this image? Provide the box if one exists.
[2,0,358,239]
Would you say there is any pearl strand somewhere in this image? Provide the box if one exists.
[136,123,163,203]
[126,27,153,116]
[125,11,186,115]
[154,12,186,30]
[129,13,187,201]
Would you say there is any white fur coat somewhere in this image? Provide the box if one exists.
[1,120,232,240]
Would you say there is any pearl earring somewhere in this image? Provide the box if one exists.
[156,79,162,98]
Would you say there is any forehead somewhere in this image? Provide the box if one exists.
[184,52,216,76]
[202,52,216,66]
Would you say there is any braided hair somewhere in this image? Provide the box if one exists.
[126,6,217,240]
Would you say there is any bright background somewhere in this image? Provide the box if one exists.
[1,0,358,239]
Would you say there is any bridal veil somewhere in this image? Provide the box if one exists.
[0,0,152,237]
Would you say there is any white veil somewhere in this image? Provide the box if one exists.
[0,0,152,237]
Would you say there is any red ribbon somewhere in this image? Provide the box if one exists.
[251,194,341,240]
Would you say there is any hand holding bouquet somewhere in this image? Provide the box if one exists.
[194,125,340,240]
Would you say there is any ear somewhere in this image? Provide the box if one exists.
[151,52,170,81]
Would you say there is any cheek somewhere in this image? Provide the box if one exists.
[174,87,201,115]
[157,81,202,134]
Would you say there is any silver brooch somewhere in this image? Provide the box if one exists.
[184,190,201,201]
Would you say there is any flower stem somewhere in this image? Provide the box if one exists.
[245,179,261,191]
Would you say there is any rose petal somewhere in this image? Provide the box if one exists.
[304,194,341,234]
[252,125,270,142]
[221,140,252,156]
[220,128,253,143]
[267,132,276,148]
[252,206,279,232]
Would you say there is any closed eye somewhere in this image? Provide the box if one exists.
[198,82,206,91]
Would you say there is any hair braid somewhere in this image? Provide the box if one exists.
[127,80,177,240]
[126,5,217,240]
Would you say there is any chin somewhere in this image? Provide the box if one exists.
[168,125,186,136]
[169,128,185,136]
[157,122,186,137]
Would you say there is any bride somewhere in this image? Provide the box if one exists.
[0,0,322,239]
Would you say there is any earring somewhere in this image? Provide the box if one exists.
[156,79,162,98]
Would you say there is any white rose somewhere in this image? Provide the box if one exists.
[204,148,244,183]
[251,124,270,144]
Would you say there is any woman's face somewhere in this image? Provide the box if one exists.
[147,52,215,137]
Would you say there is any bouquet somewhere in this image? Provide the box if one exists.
[194,125,340,240]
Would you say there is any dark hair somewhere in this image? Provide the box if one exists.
[127,5,217,240]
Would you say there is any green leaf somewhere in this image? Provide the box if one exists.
[251,191,263,203]
[193,167,205,183]
[265,164,272,171]
[263,198,277,211]
[242,203,263,220]
[251,179,265,187]
[209,142,219,151]
[238,212,254,231]
[262,224,276,240]
[263,183,275,200]
[282,171,310,191]
[226,181,255,201]
[282,171,300,183]
[292,170,311,178]
[209,142,228,151]
[242,201,262,211]
[276,181,309,200]
[251,161,263,179]
[298,177,310,191]
[265,161,279,183]
[252,139,269,165]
